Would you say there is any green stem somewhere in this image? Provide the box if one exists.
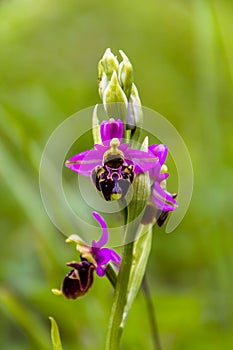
[105,264,117,288]
[105,234,134,350]
[105,166,150,349]
[142,275,162,350]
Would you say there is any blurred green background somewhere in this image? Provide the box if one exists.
[0,0,232,349]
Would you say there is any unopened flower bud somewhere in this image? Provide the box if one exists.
[98,48,119,97]
[118,50,133,99]
[126,84,143,142]
[127,93,142,131]
[130,83,141,106]
[92,105,102,145]
[97,49,143,132]
[99,48,119,78]
[98,72,108,99]
[103,70,128,119]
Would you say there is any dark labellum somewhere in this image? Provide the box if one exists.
[92,151,134,201]
[157,193,178,227]
[62,259,95,299]
[156,210,169,227]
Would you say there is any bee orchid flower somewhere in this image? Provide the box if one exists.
[65,118,159,200]
[141,144,178,225]
[54,212,121,299]
[149,144,177,212]
[67,212,121,276]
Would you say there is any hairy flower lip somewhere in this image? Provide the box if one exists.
[62,259,95,299]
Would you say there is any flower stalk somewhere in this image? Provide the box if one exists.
[105,139,151,350]
[94,50,177,348]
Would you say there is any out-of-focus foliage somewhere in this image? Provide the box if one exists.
[0,0,232,349]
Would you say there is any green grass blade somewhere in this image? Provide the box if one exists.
[49,317,63,350]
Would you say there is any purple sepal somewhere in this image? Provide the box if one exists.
[100,119,124,145]
[148,144,169,181]
[65,149,103,176]
[149,144,168,166]
[152,181,178,212]
[90,212,121,277]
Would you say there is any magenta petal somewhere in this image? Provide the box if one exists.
[152,182,178,211]
[94,247,120,266]
[153,182,177,204]
[95,248,112,264]
[152,194,176,211]
[118,144,129,152]
[149,168,169,183]
[149,144,168,165]
[65,150,103,176]
[109,250,121,266]
[148,144,158,152]
[96,266,106,277]
[92,212,109,248]
[94,248,121,277]
[94,248,111,277]
[148,144,169,181]
[100,119,124,144]
[99,248,120,266]
[124,149,159,174]
[148,162,161,179]
[158,173,169,181]
[91,212,121,277]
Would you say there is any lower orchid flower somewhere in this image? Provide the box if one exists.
[61,259,95,299]
[74,211,121,277]
[53,212,121,299]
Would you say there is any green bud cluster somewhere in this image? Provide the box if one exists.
[98,48,143,142]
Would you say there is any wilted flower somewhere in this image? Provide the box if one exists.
[53,212,121,299]
[65,118,158,201]
[62,259,95,299]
